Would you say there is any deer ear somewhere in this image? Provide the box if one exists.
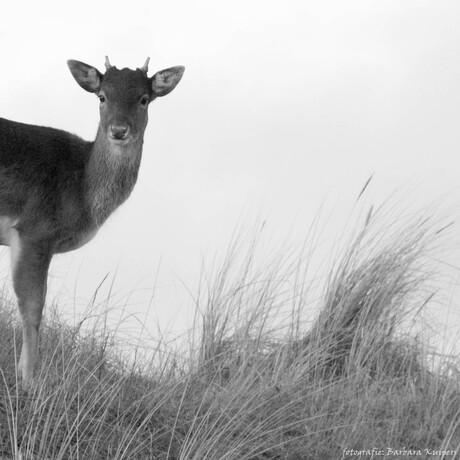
[151,66,185,97]
[67,60,102,93]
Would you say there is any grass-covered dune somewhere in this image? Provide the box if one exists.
[0,204,459,459]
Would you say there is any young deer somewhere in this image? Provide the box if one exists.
[0,56,185,389]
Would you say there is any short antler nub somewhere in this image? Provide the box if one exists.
[104,56,113,70]
[140,57,150,73]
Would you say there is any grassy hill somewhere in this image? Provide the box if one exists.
[0,206,459,459]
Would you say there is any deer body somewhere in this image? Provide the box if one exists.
[0,57,184,388]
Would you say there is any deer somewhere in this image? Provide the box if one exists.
[0,56,185,389]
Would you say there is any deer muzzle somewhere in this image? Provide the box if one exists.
[110,124,130,141]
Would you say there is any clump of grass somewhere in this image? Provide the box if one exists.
[0,203,459,459]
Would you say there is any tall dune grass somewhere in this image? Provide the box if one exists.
[0,204,459,459]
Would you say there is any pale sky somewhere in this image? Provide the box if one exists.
[1,0,460,350]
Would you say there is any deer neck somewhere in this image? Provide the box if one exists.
[84,126,143,226]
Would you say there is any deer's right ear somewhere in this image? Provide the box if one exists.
[67,60,102,93]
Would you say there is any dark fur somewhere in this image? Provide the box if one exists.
[0,58,184,388]
[0,60,185,251]
[0,118,91,244]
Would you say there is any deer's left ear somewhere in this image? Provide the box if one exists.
[151,66,185,97]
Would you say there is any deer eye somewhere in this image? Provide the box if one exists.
[140,96,149,106]
[98,95,105,103]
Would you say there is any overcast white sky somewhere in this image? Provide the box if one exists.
[1,0,460,350]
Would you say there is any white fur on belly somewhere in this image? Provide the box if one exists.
[0,216,16,246]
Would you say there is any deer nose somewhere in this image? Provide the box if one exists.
[110,124,129,140]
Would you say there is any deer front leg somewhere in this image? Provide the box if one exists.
[10,231,52,390]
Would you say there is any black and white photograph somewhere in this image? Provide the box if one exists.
[0,1,459,458]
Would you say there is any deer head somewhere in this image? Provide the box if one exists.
[67,56,185,144]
